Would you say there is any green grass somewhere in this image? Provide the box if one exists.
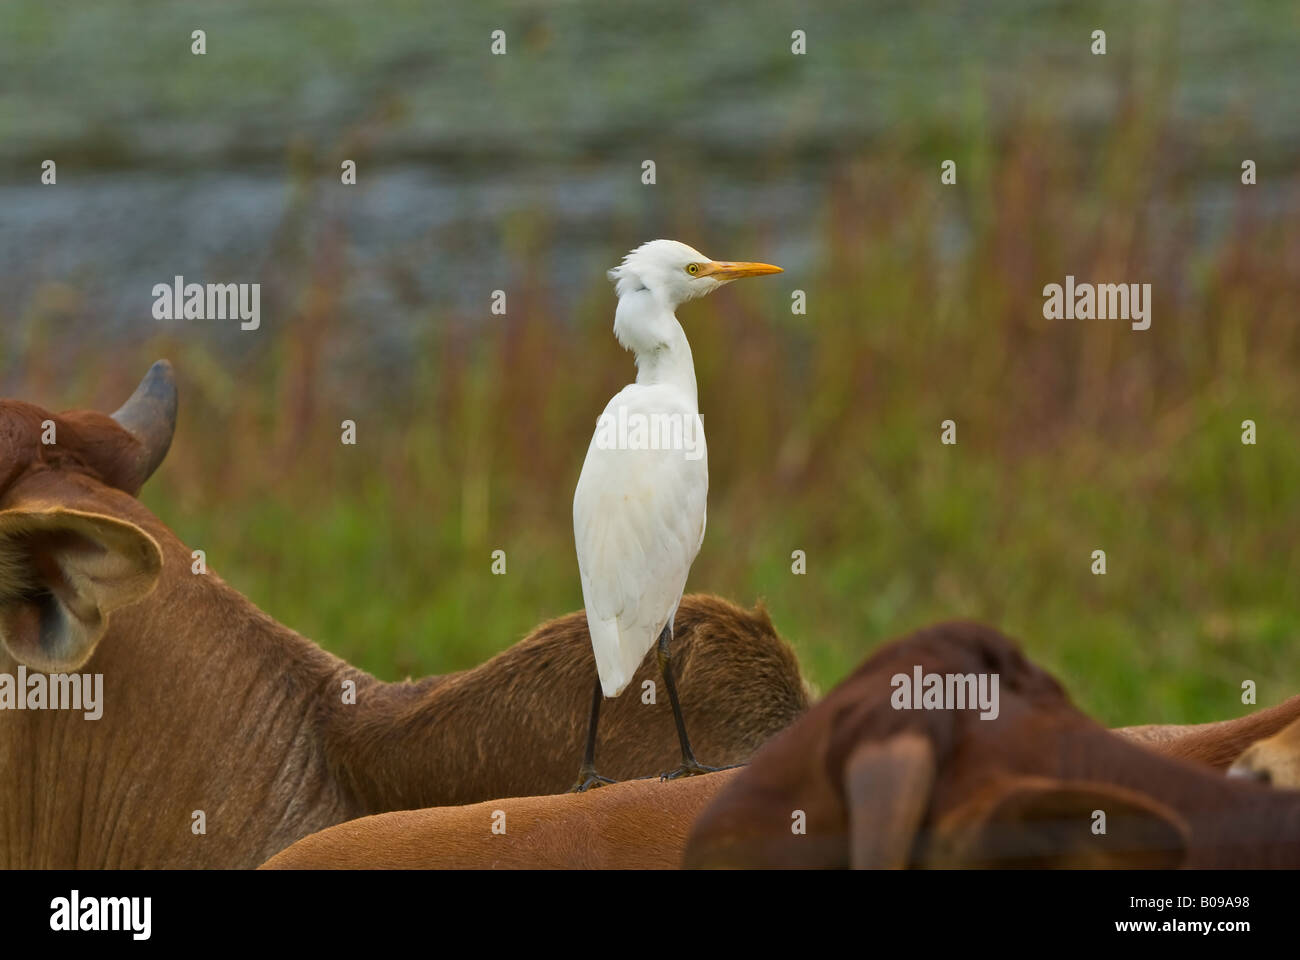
[133,374,1297,729]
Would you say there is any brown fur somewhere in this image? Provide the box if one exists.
[261,769,740,869]
[0,402,149,497]
[1115,696,1300,769]
[0,375,809,868]
[685,622,1300,869]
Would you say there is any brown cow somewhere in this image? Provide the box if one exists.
[1116,696,1300,770]
[0,362,809,867]
[260,770,742,870]
[685,622,1300,869]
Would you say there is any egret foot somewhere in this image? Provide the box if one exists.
[659,760,744,781]
[570,677,615,792]
[655,624,745,782]
[570,768,618,793]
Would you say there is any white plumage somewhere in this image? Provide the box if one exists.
[575,381,708,696]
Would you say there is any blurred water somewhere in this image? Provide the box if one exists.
[0,163,821,362]
[1,0,1297,367]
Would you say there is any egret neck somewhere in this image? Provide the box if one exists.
[613,288,699,405]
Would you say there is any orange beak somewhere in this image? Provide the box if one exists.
[698,260,784,281]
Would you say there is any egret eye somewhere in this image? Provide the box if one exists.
[686,263,700,276]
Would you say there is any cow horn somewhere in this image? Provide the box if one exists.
[111,360,178,488]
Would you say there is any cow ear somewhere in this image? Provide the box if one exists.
[928,775,1189,869]
[0,507,162,671]
[842,731,936,868]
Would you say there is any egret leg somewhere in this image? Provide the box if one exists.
[657,621,741,780]
[570,676,618,792]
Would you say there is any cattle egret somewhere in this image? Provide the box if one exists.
[571,239,782,790]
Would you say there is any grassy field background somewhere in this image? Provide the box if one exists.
[2,1,1298,726]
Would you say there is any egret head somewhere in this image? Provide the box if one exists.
[607,239,782,310]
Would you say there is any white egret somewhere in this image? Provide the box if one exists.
[571,239,782,790]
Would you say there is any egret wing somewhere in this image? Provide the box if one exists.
[573,391,707,697]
